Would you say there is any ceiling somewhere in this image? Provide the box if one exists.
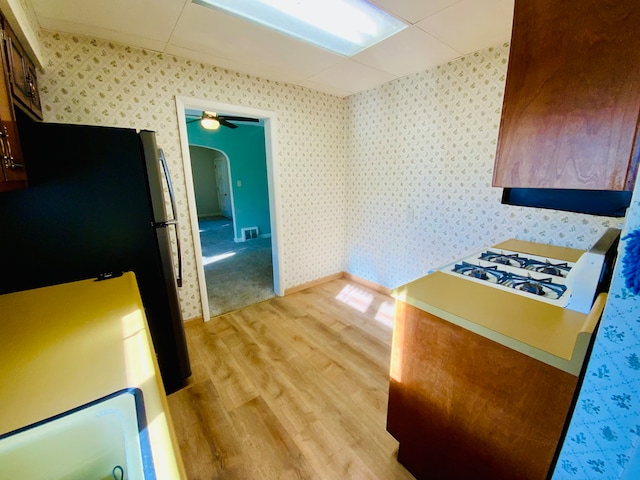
[27,0,515,97]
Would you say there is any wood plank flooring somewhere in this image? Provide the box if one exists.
[167,278,415,480]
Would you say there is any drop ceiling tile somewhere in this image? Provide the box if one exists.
[417,0,514,54]
[36,17,169,53]
[165,44,313,86]
[297,79,353,98]
[306,60,397,95]
[169,3,344,82]
[353,26,460,77]
[372,0,463,24]
[29,0,184,43]
[164,45,258,74]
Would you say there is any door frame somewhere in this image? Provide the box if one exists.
[175,96,284,321]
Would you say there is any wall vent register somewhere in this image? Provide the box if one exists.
[241,226,259,241]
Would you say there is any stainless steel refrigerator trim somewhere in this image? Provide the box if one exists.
[140,130,191,387]
[158,148,183,288]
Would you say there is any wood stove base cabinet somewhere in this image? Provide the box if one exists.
[386,240,606,480]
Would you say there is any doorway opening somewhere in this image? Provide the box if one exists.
[192,145,274,316]
[176,97,284,321]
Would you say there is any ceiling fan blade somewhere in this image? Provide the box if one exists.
[217,117,238,129]
[219,116,259,123]
[185,112,257,129]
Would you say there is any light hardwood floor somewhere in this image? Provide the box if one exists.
[167,278,415,480]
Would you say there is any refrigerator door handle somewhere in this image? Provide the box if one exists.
[153,219,178,227]
[158,148,183,288]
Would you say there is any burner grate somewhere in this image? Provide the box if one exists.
[479,251,527,268]
[452,262,504,283]
[522,259,571,278]
[498,272,567,299]
[451,261,568,299]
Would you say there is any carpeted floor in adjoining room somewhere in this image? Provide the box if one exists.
[199,216,274,317]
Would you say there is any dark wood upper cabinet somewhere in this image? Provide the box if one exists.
[0,22,25,191]
[2,20,42,121]
[493,0,640,191]
[0,15,42,192]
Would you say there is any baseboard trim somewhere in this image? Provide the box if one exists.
[185,274,391,320]
[234,233,272,243]
[284,272,392,296]
[343,272,392,296]
[284,272,344,295]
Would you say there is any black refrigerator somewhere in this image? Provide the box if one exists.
[0,109,191,394]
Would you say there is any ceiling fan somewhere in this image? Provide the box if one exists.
[186,111,259,130]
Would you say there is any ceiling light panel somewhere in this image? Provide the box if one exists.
[193,0,407,56]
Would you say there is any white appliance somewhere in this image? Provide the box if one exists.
[440,229,621,313]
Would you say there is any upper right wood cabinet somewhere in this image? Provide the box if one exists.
[492,0,640,191]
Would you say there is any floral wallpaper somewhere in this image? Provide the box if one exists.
[36,30,622,321]
[552,181,640,479]
[346,43,621,289]
[37,30,348,320]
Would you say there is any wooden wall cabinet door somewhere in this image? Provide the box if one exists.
[0,19,26,191]
[0,114,26,190]
[24,60,41,116]
[493,0,640,191]
[2,21,42,120]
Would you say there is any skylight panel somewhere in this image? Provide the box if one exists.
[193,0,407,56]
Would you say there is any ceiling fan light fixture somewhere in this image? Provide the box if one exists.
[201,114,221,130]
[192,0,406,56]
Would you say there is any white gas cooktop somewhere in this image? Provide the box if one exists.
[442,249,575,307]
[439,230,622,314]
